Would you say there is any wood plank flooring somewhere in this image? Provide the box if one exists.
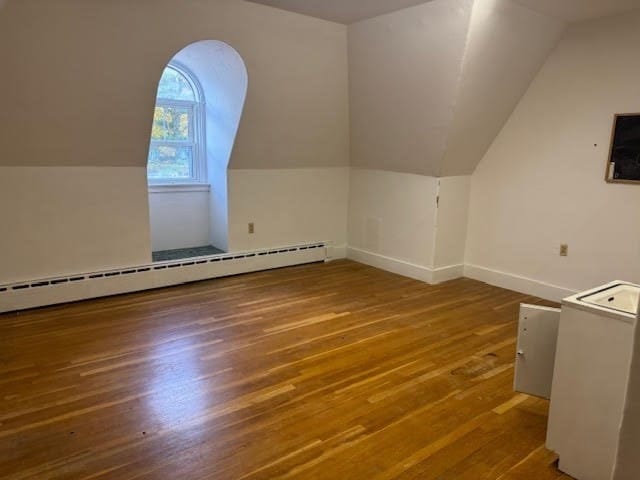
[0,260,574,479]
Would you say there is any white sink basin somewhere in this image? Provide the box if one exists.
[579,283,640,315]
[562,281,639,322]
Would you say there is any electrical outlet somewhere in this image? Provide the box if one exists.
[560,244,568,257]
[248,222,254,234]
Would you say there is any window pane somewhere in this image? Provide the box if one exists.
[156,67,196,102]
[147,145,193,180]
[151,106,191,141]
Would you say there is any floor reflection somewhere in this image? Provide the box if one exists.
[146,338,211,429]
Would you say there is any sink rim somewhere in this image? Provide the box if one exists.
[563,280,640,323]
[578,282,639,315]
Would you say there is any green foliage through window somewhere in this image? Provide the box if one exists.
[152,106,190,141]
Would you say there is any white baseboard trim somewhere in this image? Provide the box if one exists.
[347,247,434,283]
[464,264,577,303]
[346,248,576,301]
[346,247,464,285]
[432,264,465,284]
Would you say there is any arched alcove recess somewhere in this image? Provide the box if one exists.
[149,40,248,254]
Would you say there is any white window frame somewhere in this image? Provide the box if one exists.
[148,62,207,186]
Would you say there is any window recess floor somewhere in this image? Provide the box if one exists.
[152,244,224,262]
[0,260,573,479]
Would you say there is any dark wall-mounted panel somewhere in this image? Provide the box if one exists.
[606,114,640,184]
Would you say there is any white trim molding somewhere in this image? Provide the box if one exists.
[347,247,434,283]
[464,264,577,303]
[432,264,465,284]
[346,248,575,302]
[346,247,463,285]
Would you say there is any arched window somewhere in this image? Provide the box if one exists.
[147,63,205,184]
[147,40,247,256]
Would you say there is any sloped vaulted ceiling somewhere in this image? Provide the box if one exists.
[250,0,638,176]
[0,0,350,170]
[349,0,566,176]
[3,0,633,175]
[245,0,437,24]
[440,0,566,176]
[349,0,475,177]
[247,0,640,24]
[512,0,640,22]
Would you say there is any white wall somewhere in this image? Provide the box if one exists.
[149,166,352,255]
[347,169,471,283]
[0,167,151,285]
[433,176,471,270]
[228,168,349,255]
[148,189,211,252]
[466,11,640,300]
[343,0,563,288]
[347,169,438,281]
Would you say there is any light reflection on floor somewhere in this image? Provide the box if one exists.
[146,338,212,430]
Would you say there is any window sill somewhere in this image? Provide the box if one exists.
[148,184,211,194]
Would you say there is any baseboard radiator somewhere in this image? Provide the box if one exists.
[0,242,327,314]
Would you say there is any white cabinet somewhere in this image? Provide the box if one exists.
[514,282,639,480]
[546,302,634,480]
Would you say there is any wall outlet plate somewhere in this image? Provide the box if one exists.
[248,222,255,234]
[560,244,568,256]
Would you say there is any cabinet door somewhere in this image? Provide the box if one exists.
[514,304,561,399]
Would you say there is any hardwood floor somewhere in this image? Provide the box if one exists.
[0,260,573,479]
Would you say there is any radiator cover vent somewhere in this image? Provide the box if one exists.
[0,242,327,313]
